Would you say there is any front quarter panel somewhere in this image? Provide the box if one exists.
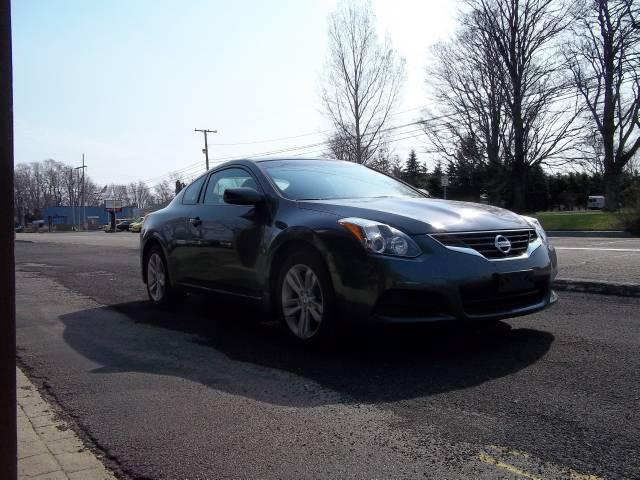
[264,203,381,317]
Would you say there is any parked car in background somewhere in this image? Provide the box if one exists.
[140,158,557,344]
[15,224,24,233]
[116,220,131,231]
[129,216,146,233]
[587,195,605,210]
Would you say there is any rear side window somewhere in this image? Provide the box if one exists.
[182,175,207,205]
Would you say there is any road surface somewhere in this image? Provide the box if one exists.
[17,231,640,284]
[14,235,640,479]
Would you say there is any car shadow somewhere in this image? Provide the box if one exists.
[60,295,554,407]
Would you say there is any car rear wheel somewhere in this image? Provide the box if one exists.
[146,247,177,307]
[276,250,335,344]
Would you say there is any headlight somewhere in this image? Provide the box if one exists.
[522,215,547,243]
[338,218,421,258]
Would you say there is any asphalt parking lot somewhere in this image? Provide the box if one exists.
[13,232,640,479]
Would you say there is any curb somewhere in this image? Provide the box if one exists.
[547,230,633,238]
[553,278,640,298]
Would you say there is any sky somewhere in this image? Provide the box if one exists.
[12,0,458,187]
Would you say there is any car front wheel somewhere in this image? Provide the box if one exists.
[276,250,335,344]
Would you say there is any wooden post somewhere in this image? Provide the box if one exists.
[0,0,17,477]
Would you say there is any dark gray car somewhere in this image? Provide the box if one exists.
[140,158,558,343]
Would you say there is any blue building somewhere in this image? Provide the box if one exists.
[41,206,141,230]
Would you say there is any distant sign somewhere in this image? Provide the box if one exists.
[441,175,449,187]
[104,199,123,212]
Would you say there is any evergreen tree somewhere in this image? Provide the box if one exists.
[390,155,404,178]
[447,134,489,201]
[368,145,393,174]
[402,149,427,187]
[427,160,444,197]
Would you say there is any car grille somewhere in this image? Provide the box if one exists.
[430,229,537,259]
[460,280,548,316]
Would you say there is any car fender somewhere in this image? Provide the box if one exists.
[263,226,343,309]
[140,229,173,284]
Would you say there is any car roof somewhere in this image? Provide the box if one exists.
[201,157,347,173]
[251,157,340,163]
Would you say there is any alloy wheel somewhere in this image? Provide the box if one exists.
[147,252,166,302]
[281,264,324,340]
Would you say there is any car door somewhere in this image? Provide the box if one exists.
[170,174,208,285]
[187,167,266,296]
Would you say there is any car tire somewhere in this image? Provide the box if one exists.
[275,248,336,345]
[145,246,178,308]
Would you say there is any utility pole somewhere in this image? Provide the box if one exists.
[70,169,75,229]
[0,0,17,477]
[74,155,86,230]
[194,128,217,170]
[82,155,86,230]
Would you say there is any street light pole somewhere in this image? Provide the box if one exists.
[74,155,87,230]
[194,128,217,171]
[82,155,86,230]
[70,169,75,230]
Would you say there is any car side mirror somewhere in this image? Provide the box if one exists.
[223,187,265,205]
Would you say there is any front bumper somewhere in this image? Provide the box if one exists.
[333,235,558,324]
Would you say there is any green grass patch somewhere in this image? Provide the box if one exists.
[533,211,625,231]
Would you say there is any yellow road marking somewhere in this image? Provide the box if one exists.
[478,452,542,480]
[479,449,605,480]
[488,444,531,458]
[568,470,603,480]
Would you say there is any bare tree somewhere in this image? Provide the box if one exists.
[13,159,104,220]
[153,180,174,204]
[322,0,405,165]
[326,131,356,163]
[83,180,104,207]
[468,0,581,211]
[365,142,402,175]
[426,0,581,211]
[127,181,152,209]
[106,184,131,206]
[425,8,507,173]
[29,162,43,214]
[13,164,31,223]
[567,0,640,208]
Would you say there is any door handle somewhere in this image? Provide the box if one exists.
[189,217,202,227]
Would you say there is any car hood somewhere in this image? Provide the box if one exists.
[298,197,530,235]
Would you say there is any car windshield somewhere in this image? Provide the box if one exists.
[261,160,423,200]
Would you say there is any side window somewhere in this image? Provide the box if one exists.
[182,175,207,205]
[203,168,260,205]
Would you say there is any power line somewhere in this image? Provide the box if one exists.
[132,127,429,198]
[205,104,431,147]
[146,98,551,186]
[290,127,429,159]
[139,117,433,186]
[203,121,431,163]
